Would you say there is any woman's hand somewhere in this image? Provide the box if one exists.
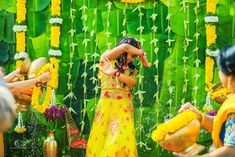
[39,71,51,84]
[99,58,116,76]
[179,102,203,122]
[173,152,194,157]
[140,50,152,68]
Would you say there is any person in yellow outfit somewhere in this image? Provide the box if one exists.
[86,37,151,157]
[174,45,235,157]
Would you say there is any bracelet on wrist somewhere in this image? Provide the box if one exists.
[35,77,42,87]
[114,69,121,77]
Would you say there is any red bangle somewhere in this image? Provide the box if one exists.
[114,70,121,77]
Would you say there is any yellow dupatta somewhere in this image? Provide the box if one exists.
[212,94,235,148]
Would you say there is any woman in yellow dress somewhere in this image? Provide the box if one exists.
[86,37,151,157]
[174,45,235,157]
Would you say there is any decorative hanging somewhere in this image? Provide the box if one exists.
[31,0,62,113]
[14,112,26,133]
[204,0,228,101]
[14,0,28,70]
[192,0,201,107]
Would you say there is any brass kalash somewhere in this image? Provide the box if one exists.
[151,111,205,156]
[15,57,48,111]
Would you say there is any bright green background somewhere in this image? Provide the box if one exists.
[0,0,235,156]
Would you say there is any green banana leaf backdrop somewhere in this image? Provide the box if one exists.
[0,0,235,156]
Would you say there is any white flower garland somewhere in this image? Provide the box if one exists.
[206,48,220,57]
[48,49,62,57]
[49,17,63,25]
[13,25,27,32]
[14,52,28,60]
[204,16,219,23]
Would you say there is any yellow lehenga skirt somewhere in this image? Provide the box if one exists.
[86,94,138,157]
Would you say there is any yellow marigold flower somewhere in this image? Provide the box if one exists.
[151,111,197,142]
[206,25,217,47]
[206,0,216,14]
[16,0,26,23]
[50,26,61,48]
[51,0,61,16]
[205,56,214,89]
[121,0,144,3]
[16,32,26,52]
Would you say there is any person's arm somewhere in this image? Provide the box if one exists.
[4,69,23,83]
[179,102,214,132]
[199,114,214,132]
[7,72,50,95]
[101,44,143,61]
[99,58,137,87]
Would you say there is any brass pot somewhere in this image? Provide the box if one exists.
[43,131,57,157]
[159,119,204,155]
[211,83,228,104]
[28,57,48,79]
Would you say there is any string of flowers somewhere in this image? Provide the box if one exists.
[90,7,100,112]
[144,1,160,153]
[181,0,192,106]
[80,1,89,133]
[133,4,148,150]
[31,0,62,112]
[64,0,77,111]
[165,0,175,119]
[14,0,28,71]
[192,0,201,107]
[105,1,112,49]
[204,0,228,103]
[122,2,127,37]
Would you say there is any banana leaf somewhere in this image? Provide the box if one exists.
[0,11,6,41]
[113,0,159,9]
[28,0,50,12]
[6,0,16,13]
[0,41,9,64]
[27,7,49,37]
[30,33,50,58]
[86,9,104,33]
[0,0,12,11]
[3,12,15,44]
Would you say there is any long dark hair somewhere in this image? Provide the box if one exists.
[217,45,235,76]
[115,37,141,74]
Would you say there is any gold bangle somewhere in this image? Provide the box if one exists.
[200,113,205,125]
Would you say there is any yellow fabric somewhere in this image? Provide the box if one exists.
[0,133,4,157]
[212,94,235,148]
[86,65,138,157]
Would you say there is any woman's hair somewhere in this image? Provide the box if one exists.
[115,37,141,73]
[217,45,235,76]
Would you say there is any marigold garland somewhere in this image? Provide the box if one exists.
[51,0,61,16]
[121,0,144,3]
[206,25,217,47]
[50,26,61,48]
[206,0,216,14]
[204,0,228,100]
[205,56,214,91]
[16,32,26,52]
[31,61,58,113]
[16,0,26,23]
[31,0,61,113]
[151,111,197,142]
